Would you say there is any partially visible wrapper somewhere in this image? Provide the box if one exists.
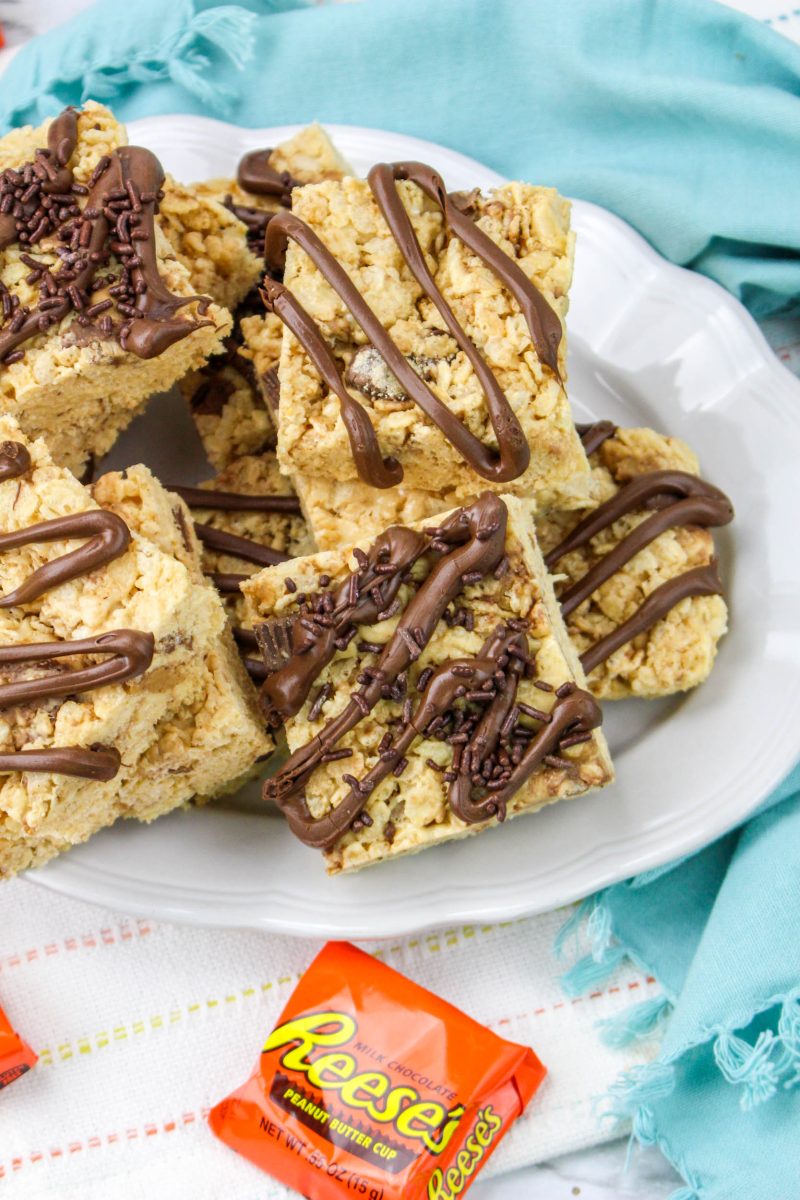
[0,1001,37,1092]
[210,941,546,1200]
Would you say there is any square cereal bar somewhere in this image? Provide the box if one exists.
[271,173,589,507]
[243,493,613,874]
[0,103,230,474]
[0,422,270,879]
[535,423,732,700]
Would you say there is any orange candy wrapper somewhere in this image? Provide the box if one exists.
[0,1001,37,1092]
[210,942,546,1200]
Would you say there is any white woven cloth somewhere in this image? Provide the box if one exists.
[0,880,663,1198]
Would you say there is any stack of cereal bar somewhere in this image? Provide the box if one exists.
[0,103,732,878]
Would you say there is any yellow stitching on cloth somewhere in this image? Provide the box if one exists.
[34,919,538,1067]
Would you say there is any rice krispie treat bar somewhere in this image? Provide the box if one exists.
[91,464,272,806]
[243,493,613,874]
[0,103,231,474]
[184,126,351,469]
[264,164,590,509]
[535,423,733,700]
[0,420,270,878]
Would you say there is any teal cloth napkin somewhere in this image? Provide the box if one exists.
[1,0,799,317]
[1,3,799,1198]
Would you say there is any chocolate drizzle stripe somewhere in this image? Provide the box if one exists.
[0,441,32,482]
[210,572,247,594]
[577,420,617,456]
[545,461,734,673]
[194,522,290,568]
[168,485,301,515]
[0,510,131,607]
[487,690,601,810]
[0,112,213,364]
[260,493,603,852]
[0,629,154,707]
[262,160,563,488]
[557,488,733,618]
[0,746,120,781]
[580,562,724,675]
[237,149,297,201]
[545,471,732,572]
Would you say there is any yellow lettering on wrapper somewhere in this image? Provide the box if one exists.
[426,1106,503,1199]
[262,1009,465,1155]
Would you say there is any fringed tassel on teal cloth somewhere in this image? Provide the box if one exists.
[777,993,800,1088]
[553,895,598,959]
[167,10,258,108]
[597,994,673,1048]
[561,944,628,997]
[713,992,800,1109]
[556,895,631,998]
[82,6,257,114]
[604,1061,677,1121]
[713,1029,782,1109]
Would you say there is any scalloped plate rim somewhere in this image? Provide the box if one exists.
[25,117,800,937]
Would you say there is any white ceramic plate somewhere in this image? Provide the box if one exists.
[28,118,800,936]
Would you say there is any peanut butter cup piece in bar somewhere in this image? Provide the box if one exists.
[536,423,733,699]
[0,102,230,474]
[0,421,270,878]
[265,167,590,508]
[243,493,613,874]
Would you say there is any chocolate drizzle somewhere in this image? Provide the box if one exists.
[545,462,734,671]
[0,510,131,607]
[580,562,723,675]
[577,420,616,456]
[193,522,289,568]
[166,484,300,584]
[261,160,563,488]
[259,494,602,851]
[224,199,275,256]
[0,498,158,779]
[237,150,297,203]
[0,109,212,365]
[0,108,78,252]
[0,629,154,707]
[0,441,31,482]
[0,746,121,781]
[168,485,300,515]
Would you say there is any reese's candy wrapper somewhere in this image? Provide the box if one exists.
[210,941,545,1200]
[0,1000,37,1092]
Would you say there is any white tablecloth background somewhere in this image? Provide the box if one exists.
[0,1,797,1197]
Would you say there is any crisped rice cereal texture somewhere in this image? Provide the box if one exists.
[274,177,589,508]
[0,419,230,878]
[535,426,729,700]
[184,125,351,469]
[242,495,613,874]
[0,102,230,474]
[91,463,273,808]
[189,452,313,625]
